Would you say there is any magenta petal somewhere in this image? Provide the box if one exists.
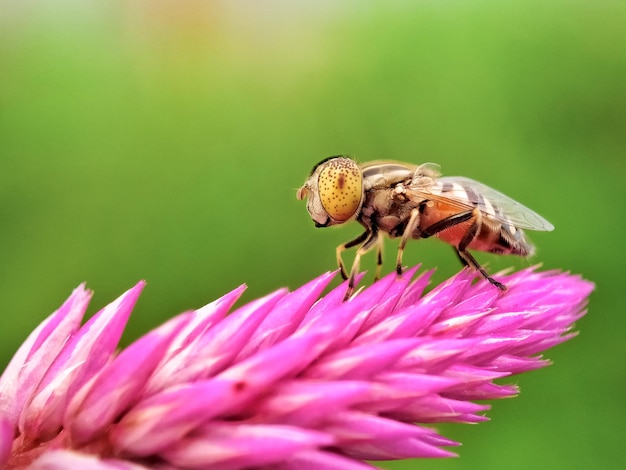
[396,338,481,370]
[237,271,337,358]
[113,332,328,455]
[0,284,92,427]
[161,422,334,469]
[305,338,420,380]
[299,274,366,330]
[460,334,537,365]
[488,354,549,374]
[327,410,429,439]
[67,313,191,444]
[450,382,519,400]
[296,273,420,356]
[524,332,580,354]
[160,284,246,361]
[341,269,410,318]
[30,450,149,469]
[20,282,144,441]
[326,411,459,456]
[0,417,12,467]
[214,330,334,413]
[146,289,286,394]
[144,285,246,395]
[277,450,379,470]
[395,394,491,423]
[375,372,461,398]
[437,287,500,321]
[354,282,461,345]
[343,435,457,459]
[354,267,422,327]
[442,364,511,389]
[331,268,421,353]
[338,414,460,459]
[295,297,372,354]
[256,380,380,427]
[111,380,235,456]
[395,267,433,309]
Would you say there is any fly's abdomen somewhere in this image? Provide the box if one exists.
[470,217,534,257]
[494,222,535,257]
[431,179,537,257]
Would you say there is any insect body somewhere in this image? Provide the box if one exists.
[297,156,554,298]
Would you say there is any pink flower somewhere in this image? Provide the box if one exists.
[0,266,593,469]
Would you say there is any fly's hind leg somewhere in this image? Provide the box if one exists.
[455,248,506,290]
[396,208,421,276]
[454,248,470,267]
[420,208,506,291]
[455,212,507,291]
[336,230,369,280]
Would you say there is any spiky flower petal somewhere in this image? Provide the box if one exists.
[0,267,593,469]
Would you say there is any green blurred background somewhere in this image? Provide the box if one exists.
[1,1,624,468]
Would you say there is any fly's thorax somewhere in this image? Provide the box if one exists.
[361,162,415,191]
[358,184,426,237]
[296,156,363,227]
[359,160,441,191]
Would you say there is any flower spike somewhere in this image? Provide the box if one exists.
[1,267,593,469]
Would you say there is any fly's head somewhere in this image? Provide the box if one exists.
[297,156,364,228]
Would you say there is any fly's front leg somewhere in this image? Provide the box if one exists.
[336,230,369,280]
[395,208,421,276]
[344,229,379,301]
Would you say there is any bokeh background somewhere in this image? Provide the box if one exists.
[1,1,624,468]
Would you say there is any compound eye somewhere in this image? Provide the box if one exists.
[317,158,363,222]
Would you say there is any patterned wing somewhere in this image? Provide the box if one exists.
[411,175,554,232]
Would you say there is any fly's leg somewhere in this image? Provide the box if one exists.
[455,213,506,290]
[344,229,379,301]
[336,231,369,280]
[396,208,421,276]
[455,248,506,290]
[420,209,506,290]
[454,248,470,267]
[374,235,384,281]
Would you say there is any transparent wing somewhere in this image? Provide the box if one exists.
[410,176,554,232]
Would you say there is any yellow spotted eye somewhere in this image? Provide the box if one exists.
[317,158,363,222]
